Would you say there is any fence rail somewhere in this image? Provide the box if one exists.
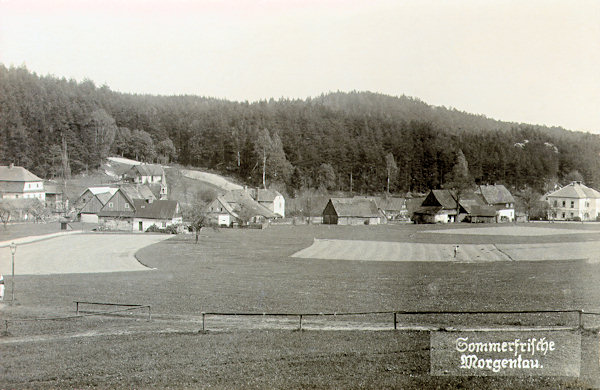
[2,301,151,335]
[199,309,600,332]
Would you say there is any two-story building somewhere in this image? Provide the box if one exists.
[546,181,600,221]
[0,165,45,201]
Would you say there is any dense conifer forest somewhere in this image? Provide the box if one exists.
[2,64,599,196]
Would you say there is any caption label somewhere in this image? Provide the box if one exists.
[430,330,581,376]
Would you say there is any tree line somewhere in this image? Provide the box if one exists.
[2,64,600,198]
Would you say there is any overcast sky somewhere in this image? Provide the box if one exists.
[1,0,599,133]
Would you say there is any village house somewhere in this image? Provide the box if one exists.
[75,187,118,223]
[220,189,278,224]
[378,197,410,221]
[322,198,383,225]
[204,195,239,227]
[252,188,285,218]
[124,164,168,199]
[412,189,496,224]
[545,181,600,221]
[475,184,515,222]
[97,185,157,230]
[0,164,45,201]
[132,199,182,232]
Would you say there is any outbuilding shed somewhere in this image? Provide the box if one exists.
[322,198,382,225]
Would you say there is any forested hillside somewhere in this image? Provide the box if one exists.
[2,64,599,196]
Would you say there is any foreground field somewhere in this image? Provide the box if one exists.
[2,223,600,388]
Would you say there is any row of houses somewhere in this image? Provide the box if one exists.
[319,185,517,225]
[4,163,600,228]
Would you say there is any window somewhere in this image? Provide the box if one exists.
[562,212,565,218]
[124,203,129,209]
[562,201,566,207]
[571,201,574,208]
[553,200,557,207]
[109,202,114,208]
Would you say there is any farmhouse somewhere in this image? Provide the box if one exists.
[124,164,168,199]
[205,196,239,227]
[545,181,600,221]
[322,198,382,225]
[75,187,118,223]
[412,189,496,224]
[475,184,515,222]
[413,190,463,223]
[378,197,410,221]
[97,185,158,230]
[132,199,182,232]
[253,188,285,218]
[0,164,45,201]
[221,189,278,224]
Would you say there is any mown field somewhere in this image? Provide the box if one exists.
[2,223,600,388]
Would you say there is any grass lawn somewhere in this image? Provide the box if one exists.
[2,223,600,388]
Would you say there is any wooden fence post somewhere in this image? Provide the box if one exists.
[75,301,79,315]
[202,312,205,332]
[299,315,303,331]
[578,310,583,329]
[148,306,152,321]
[394,312,397,330]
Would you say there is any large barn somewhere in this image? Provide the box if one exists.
[322,198,383,225]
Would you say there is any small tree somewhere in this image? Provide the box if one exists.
[0,202,15,229]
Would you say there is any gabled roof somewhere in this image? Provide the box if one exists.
[206,196,239,218]
[256,189,282,202]
[119,184,156,203]
[476,184,515,205]
[128,164,164,177]
[469,204,497,217]
[547,182,600,199]
[327,198,380,218]
[96,192,114,205]
[0,165,42,182]
[87,187,118,196]
[221,189,279,218]
[379,197,406,211]
[429,190,459,210]
[133,199,179,219]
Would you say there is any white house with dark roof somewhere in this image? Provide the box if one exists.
[545,181,600,221]
[0,165,45,200]
[475,184,515,222]
[132,199,182,232]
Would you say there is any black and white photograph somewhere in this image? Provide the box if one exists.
[1,0,600,388]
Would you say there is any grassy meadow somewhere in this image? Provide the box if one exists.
[2,223,600,388]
